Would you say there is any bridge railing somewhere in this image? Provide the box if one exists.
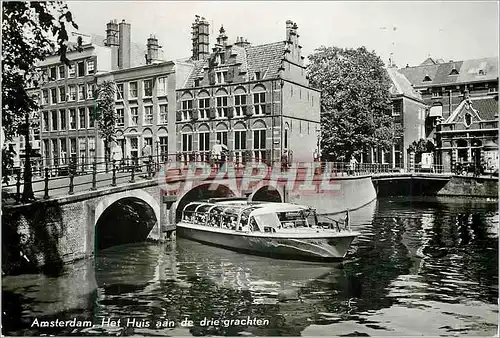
[2,154,453,205]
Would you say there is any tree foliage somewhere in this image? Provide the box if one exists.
[307,46,396,161]
[408,138,435,154]
[95,81,116,162]
[2,1,80,186]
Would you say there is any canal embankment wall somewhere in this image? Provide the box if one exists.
[288,175,377,215]
[435,176,498,198]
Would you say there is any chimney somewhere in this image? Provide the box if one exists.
[216,25,228,47]
[105,19,119,70]
[286,20,294,42]
[235,36,250,48]
[118,19,131,69]
[191,16,210,61]
[146,34,160,64]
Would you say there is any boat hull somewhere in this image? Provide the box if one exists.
[176,224,358,262]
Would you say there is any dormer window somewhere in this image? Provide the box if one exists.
[478,69,486,76]
[449,68,459,75]
[255,72,261,80]
[464,113,472,127]
[423,75,432,82]
[216,71,227,85]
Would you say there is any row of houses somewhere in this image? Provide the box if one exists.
[11,16,499,174]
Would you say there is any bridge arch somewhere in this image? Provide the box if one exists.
[94,190,161,250]
[174,182,240,221]
[250,183,283,203]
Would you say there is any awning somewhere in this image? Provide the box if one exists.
[428,105,443,117]
[483,140,498,150]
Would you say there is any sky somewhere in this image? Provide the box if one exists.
[66,1,499,67]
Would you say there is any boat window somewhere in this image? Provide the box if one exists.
[254,213,281,231]
[278,210,310,228]
[248,216,260,232]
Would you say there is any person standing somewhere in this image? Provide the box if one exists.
[212,139,227,169]
[111,141,123,171]
[281,150,289,172]
[349,156,358,175]
[141,143,152,174]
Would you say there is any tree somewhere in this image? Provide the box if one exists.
[307,46,396,162]
[2,1,80,200]
[95,80,116,166]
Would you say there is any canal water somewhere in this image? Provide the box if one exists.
[2,196,498,336]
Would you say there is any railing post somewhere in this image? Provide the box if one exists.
[15,168,21,204]
[68,172,74,195]
[43,167,50,199]
[91,161,97,191]
[147,156,152,180]
[111,159,117,186]
[130,162,135,183]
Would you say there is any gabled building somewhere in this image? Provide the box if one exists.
[435,93,498,172]
[175,19,320,164]
[399,57,498,139]
[385,67,427,169]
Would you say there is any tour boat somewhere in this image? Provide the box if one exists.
[176,198,361,261]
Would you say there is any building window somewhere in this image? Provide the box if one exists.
[68,64,76,78]
[489,86,498,93]
[392,102,401,116]
[157,77,167,96]
[143,79,153,97]
[216,95,228,118]
[449,68,459,75]
[87,60,95,74]
[253,129,266,162]
[87,83,95,99]
[78,137,86,163]
[79,108,86,129]
[51,110,58,131]
[181,99,192,121]
[130,137,139,159]
[68,85,77,101]
[255,72,261,80]
[144,106,153,124]
[77,61,85,77]
[234,130,246,163]
[52,139,58,166]
[423,75,432,82]
[198,98,210,120]
[50,88,57,104]
[129,82,138,98]
[69,109,77,130]
[216,71,227,85]
[49,67,57,81]
[159,136,168,160]
[182,133,193,153]
[130,107,139,125]
[159,104,168,124]
[70,138,77,162]
[43,111,49,131]
[59,109,66,130]
[42,90,49,105]
[58,65,65,80]
[464,113,472,127]
[59,86,66,102]
[216,131,228,147]
[116,83,124,100]
[253,92,266,115]
[234,94,247,117]
[89,138,95,160]
[78,85,86,101]
[432,90,442,98]
[88,107,95,128]
[60,139,67,165]
[116,108,125,127]
[198,132,210,152]
[478,69,486,76]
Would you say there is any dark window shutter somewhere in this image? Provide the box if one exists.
[245,105,254,117]
[191,109,198,121]
[208,71,216,85]
[226,67,235,83]
[209,107,216,119]
[176,111,182,121]
[265,103,272,115]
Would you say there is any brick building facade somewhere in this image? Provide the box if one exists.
[176,20,320,165]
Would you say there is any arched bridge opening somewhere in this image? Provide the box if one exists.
[175,183,237,222]
[95,197,157,250]
[251,185,283,203]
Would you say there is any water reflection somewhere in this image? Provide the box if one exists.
[2,196,498,336]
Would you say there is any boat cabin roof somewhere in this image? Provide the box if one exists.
[182,201,312,218]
